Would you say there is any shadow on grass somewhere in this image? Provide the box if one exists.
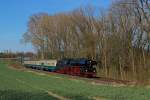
[0,89,58,100]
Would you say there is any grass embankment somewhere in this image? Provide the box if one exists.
[0,61,150,100]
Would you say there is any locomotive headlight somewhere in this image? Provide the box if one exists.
[86,70,88,72]
[93,65,96,68]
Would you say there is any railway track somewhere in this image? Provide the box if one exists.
[26,68,133,86]
[10,63,134,86]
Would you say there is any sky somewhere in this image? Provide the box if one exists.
[0,0,111,52]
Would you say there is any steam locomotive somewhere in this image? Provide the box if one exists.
[24,58,97,77]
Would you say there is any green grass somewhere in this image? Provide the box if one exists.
[0,61,150,100]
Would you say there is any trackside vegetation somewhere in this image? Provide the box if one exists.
[0,61,150,100]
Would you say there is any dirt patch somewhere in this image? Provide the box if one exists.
[53,76,64,80]
[26,70,47,76]
[93,97,107,100]
[88,77,134,86]
[47,91,69,100]
[69,78,82,82]
[146,85,150,89]
[91,82,108,86]
[8,63,26,71]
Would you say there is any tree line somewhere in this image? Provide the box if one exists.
[0,51,35,59]
[23,0,150,82]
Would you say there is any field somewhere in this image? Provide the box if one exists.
[0,61,150,100]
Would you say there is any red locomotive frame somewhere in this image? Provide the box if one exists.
[55,58,97,77]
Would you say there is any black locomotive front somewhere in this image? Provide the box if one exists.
[56,58,97,77]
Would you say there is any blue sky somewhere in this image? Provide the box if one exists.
[0,0,111,52]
